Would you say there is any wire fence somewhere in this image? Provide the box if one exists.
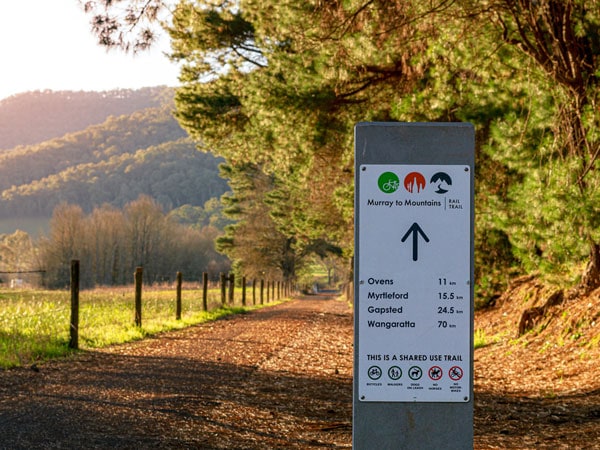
[0,260,296,368]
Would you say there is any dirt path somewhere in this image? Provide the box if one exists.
[1,294,598,449]
[0,295,353,449]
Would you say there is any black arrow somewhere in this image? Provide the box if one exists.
[400,222,430,261]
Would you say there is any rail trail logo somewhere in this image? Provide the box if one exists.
[377,172,400,194]
[378,170,453,194]
[404,172,426,193]
[430,172,452,194]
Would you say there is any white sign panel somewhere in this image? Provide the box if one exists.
[357,164,471,402]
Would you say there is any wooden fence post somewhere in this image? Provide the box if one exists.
[242,276,246,306]
[69,260,80,349]
[202,272,208,311]
[135,267,143,327]
[176,271,182,320]
[228,273,235,305]
[220,272,227,306]
[260,279,264,305]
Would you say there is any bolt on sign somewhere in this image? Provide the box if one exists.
[353,122,474,449]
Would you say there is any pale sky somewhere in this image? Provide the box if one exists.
[0,0,180,101]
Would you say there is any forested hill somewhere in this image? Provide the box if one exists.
[0,88,171,150]
[0,93,229,220]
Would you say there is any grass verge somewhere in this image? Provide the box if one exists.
[0,288,280,369]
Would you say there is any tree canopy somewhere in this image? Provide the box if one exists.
[37,195,230,288]
[84,0,600,296]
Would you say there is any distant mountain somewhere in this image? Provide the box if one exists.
[0,89,229,222]
[0,87,172,150]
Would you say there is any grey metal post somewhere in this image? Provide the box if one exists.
[353,122,474,449]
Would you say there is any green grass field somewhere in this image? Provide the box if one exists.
[0,286,278,369]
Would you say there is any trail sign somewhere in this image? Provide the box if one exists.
[353,123,474,449]
[358,163,470,402]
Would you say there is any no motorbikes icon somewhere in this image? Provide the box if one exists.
[449,366,464,381]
